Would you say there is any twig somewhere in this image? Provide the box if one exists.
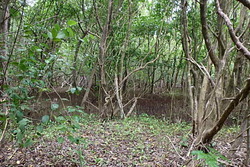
[120,54,161,87]
[0,118,9,143]
[126,97,138,117]
[7,148,18,161]
[49,84,66,109]
[85,101,99,111]
[186,140,195,157]
[186,57,215,87]
[166,135,186,161]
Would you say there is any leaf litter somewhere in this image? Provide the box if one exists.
[0,115,246,166]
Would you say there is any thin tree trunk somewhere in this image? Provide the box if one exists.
[98,0,113,118]
[181,0,197,135]
[0,0,10,96]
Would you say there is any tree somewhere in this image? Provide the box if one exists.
[180,0,250,148]
[0,0,10,96]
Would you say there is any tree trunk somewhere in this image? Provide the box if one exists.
[0,0,10,96]
[97,0,113,118]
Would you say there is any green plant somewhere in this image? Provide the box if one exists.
[53,113,88,167]
[191,147,229,167]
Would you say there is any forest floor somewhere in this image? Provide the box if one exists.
[0,113,246,166]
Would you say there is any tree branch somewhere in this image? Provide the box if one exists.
[236,0,250,9]
[203,77,250,143]
[200,0,221,68]
[216,0,250,60]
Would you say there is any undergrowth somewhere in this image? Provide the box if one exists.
[1,109,240,166]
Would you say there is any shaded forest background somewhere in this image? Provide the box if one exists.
[0,0,250,166]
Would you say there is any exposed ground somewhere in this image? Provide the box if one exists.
[0,113,246,166]
[0,90,247,166]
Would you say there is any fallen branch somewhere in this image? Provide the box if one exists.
[166,135,186,161]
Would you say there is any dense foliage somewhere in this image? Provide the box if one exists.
[0,0,250,166]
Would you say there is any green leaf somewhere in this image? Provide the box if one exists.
[54,24,61,31]
[56,31,66,39]
[23,139,33,147]
[41,115,50,123]
[57,137,64,144]
[67,20,77,26]
[52,28,58,38]
[67,106,76,113]
[18,118,30,130]
[16,131,24,143]
[55,116,66,122]
[68,135,76,143]
[51,103,59,110]
[36,125,43,133]
[67,27,74,37]
[70,87,76,94]
[16,111,24,121]
[19,60,28,71]
[47,31,53,39]
[0,115,7,121]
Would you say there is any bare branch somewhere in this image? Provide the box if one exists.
[216,0,250,60]
[126,97,138,117]
[200,0,221,68]
[120,54,161,87]
[186,58,215,87]
[203,77,250,143]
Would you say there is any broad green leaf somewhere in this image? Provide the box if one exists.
[57,125,68,132]
[47,32,53,39]
[18,118,30,127]
[56,31,66,39]
[36,125,43,133]
[67,107,76,112]
[89,34,95,40]
[0,115,7,121]
[0,55,8,60]
[41,115,50,123]
[17,48,26,52]
[55,116,66,122]
[67,27,74,37]
[16,111,24,121]
[36,48,42,52]
[51,103,59,110]
[54,24,61,31]
[67,20,77,26]
[52,28,58,38]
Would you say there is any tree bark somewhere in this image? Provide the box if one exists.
[236,0,250,9]
[98,0,113,118]
[202,78,250,143]
[216,0,250,60]
[0,0,10,96]
[200,0,221,69]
